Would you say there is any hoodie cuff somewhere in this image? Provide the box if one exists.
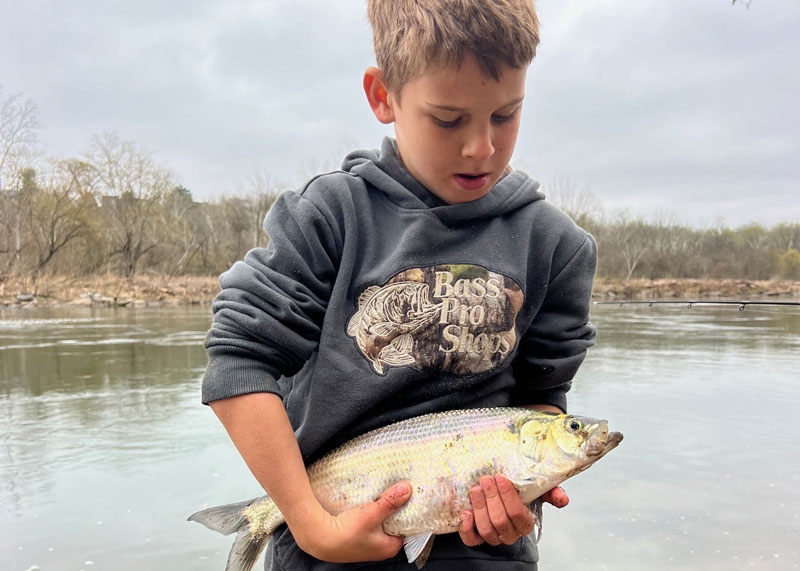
[201,355,282,404]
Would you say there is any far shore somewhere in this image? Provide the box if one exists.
[1,275,799,310]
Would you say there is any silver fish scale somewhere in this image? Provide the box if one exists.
[306,407,534,536]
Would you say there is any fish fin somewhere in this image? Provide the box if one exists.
[506,476,533,489]
[226,529,268,571]
[189,498,274,571]
[371,321,397,337]
[379,335,415,367]
[187,499,256,536]
[379,346,416,367]
[530,498,543,544]
[403,532,435,568]
[392,333,414,353]
[346,312,362,336]
[357,285,381,307]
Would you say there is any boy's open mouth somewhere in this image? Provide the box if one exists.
[454,173,490,191]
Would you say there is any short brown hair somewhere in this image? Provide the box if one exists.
[367,0,540,92]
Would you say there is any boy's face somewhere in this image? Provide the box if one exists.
[387,56,527,204]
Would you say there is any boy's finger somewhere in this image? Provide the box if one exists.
[495,475,535,536]
[479,476,516,544]
[458,510,483,547]
[469,484,500,545]
[542,486,569,508]
[371,482,412,520]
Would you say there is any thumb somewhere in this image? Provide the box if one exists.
[369,481,412,520]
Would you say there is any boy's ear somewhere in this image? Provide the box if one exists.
[363,67,395,124]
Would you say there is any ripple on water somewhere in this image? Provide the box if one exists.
[0,317,108,330]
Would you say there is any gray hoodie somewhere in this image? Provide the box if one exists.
[202,138,596,569]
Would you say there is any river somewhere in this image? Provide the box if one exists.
[1,304,798,570]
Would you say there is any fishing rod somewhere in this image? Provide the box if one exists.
[594,300,800,311]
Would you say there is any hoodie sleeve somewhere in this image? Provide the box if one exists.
[511,233,597,412]
[201,190,340,404]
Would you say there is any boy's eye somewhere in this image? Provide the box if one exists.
[432,116,462,129]
[492,110,518,124]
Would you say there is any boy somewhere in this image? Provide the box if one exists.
[202,0,596,569]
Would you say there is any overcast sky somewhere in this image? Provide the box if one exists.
[1,0,798,227]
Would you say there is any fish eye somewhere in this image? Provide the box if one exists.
[567,419,582,433]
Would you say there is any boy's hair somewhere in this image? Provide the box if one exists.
[367,0,540,92]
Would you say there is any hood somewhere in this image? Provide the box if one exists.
[342,137,544,225]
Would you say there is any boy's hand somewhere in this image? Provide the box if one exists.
[459,475,569,547]
[295,481,412,563]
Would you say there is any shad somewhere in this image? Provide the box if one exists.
[189,407,623,570]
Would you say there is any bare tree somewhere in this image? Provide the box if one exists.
[245,169,282,248]
[0,88,40,276]
[602,212,651,280]
[0,168,36,276]
[27,159,97,284]
[0,87,39,190]
[543,179,602,229]
[769,222,800,252]
[87,132,174,277]
[157,186,215,281]
[645,214,692,279]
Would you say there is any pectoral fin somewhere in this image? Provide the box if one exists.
[531,497,543,543]
[379,335,415,367]
[403,532,435,568]
[506,476,533,488]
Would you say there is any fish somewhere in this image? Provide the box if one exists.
[346,281,443,374]
[188,407,623,571]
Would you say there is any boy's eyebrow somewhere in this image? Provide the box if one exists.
[427,96,525,112]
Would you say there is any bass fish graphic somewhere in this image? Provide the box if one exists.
[347,281,443,374]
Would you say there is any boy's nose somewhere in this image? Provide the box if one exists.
[461,127,494,161]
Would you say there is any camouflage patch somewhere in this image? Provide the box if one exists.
[346,265,523,375]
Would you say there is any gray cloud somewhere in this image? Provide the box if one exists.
[1,0,797,226]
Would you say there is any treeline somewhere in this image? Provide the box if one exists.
[579,213,799,281]
[3,149,798,284]
[1,88,799,285]
[546,186,800,281]
[1,135,278,284]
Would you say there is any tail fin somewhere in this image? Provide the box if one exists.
[188,499,256,535]
[188,498,270,571]
[226,529,269,571]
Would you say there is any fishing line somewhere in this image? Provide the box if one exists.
[593,300,800,318]
[594,300,800,311]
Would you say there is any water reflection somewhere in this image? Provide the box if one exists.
[1,304,798,570]
[552,305,800,570]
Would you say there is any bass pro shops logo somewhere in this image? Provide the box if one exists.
[346,265,523,375]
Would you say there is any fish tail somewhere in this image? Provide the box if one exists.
[225,528,270,571]
[188,497,275,571]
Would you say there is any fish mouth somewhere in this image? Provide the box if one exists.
[605,431,624,451]
[586,430,624,457]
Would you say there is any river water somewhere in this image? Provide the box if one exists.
[1,304,798,570]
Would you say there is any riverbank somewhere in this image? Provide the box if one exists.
[591,277,800,301]
[2,275,800,310]
[0,275,221,309]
